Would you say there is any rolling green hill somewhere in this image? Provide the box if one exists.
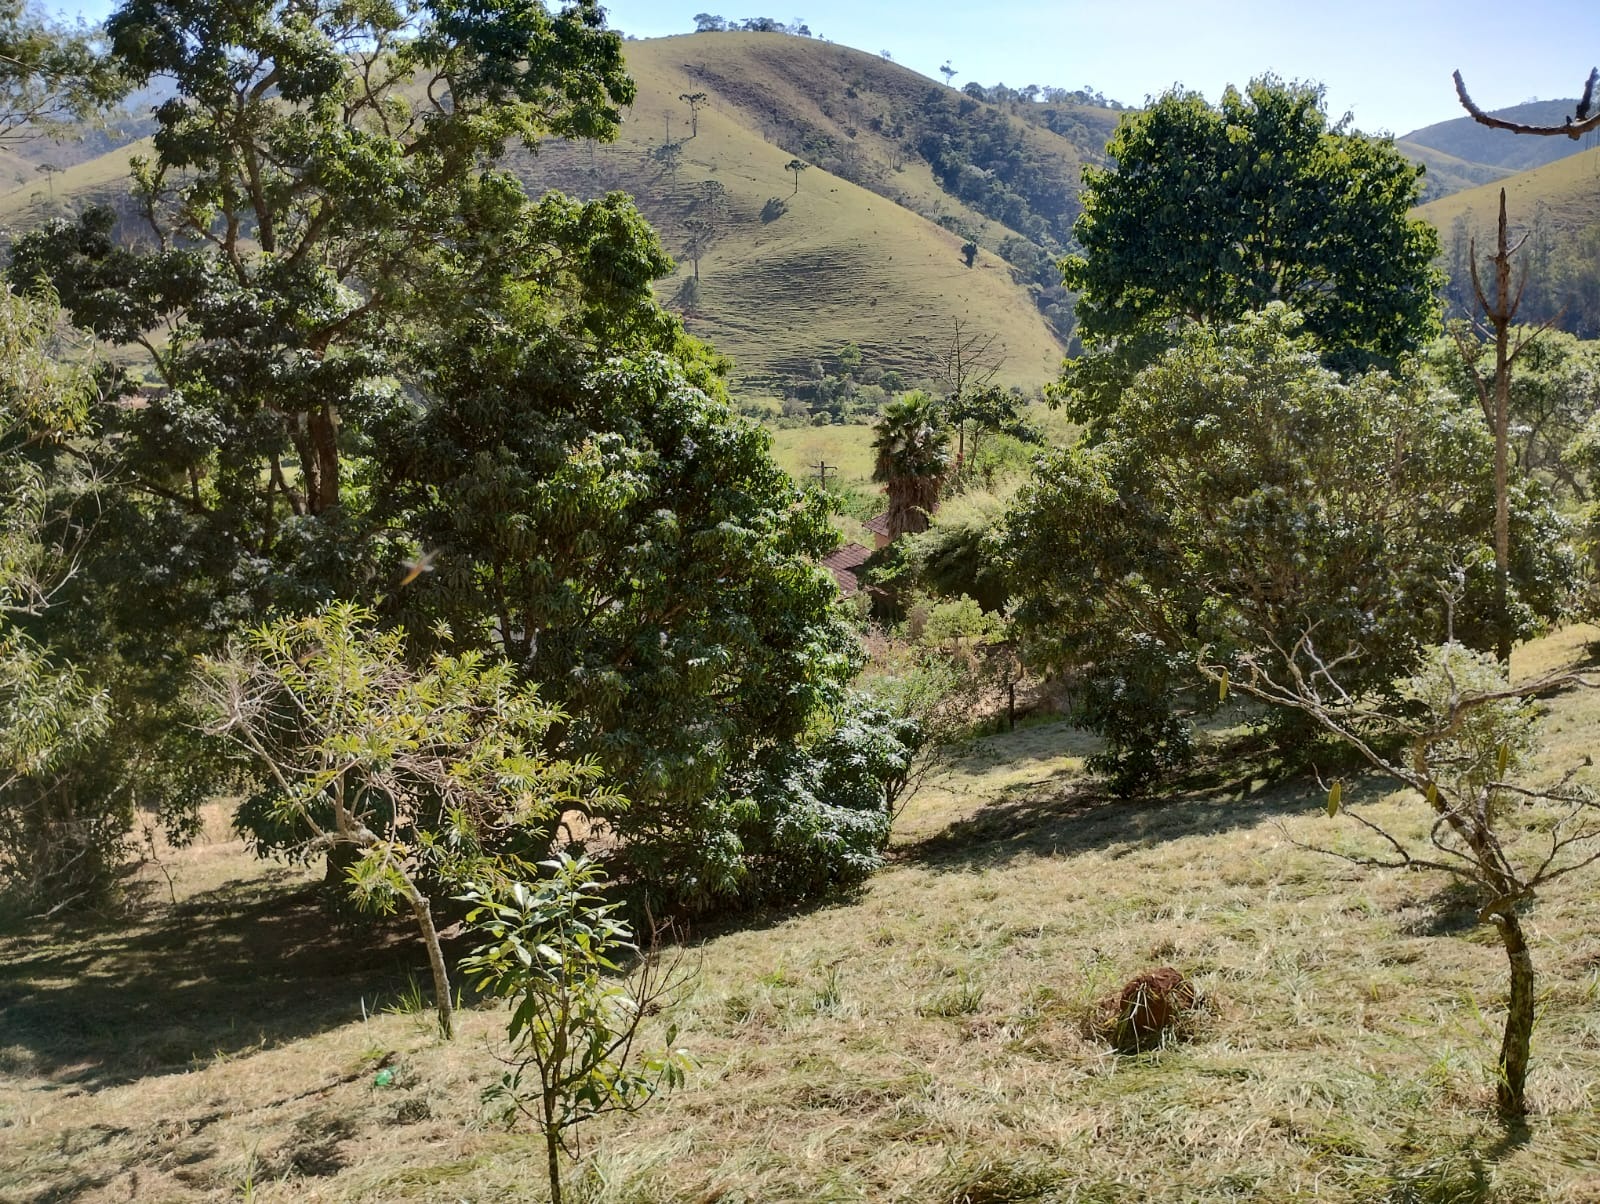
[509,33,1113,395]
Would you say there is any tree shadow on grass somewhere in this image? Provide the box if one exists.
[0,869,441,1090]
[900,737,1357,873]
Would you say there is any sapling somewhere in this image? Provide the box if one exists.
[461,853,692,1204]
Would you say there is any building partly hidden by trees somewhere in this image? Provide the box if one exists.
[1,0,918,916]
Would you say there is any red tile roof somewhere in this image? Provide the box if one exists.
[864,512,892,538]
[820,542,873,595]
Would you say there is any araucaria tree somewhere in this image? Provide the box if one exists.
[1007,307,1572,794]
[1061,78,1440,397]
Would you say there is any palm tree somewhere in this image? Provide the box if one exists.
[872,391,951,538]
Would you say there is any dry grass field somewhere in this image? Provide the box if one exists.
[5,629,1600,1202]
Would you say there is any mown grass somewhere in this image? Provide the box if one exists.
[6,632,1600,1202]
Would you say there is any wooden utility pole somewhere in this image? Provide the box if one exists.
[810,460,835,489]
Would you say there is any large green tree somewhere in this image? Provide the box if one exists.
[1008,307,1573,794]
[1061,78,1440,402]
[370,208,884,906]
[11,0,634,626]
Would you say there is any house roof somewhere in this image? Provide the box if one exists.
[864,512,892,538]
[820,542,874,596]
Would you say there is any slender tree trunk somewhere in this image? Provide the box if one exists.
[401,881,456,1039]
[544,1091,563,1204]
[1495,908,1535,1118]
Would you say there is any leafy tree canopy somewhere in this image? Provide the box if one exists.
[1061,78,1441,403]
[1008,306,1573,794]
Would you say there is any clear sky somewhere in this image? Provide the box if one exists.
[57,0,1600,137]
[596,0,1600,137]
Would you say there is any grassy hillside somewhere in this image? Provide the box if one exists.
[1419,144,1600,238]
[1396,138,1512,204]
[6,626,1600,1201]
[1,34,1085,400]
[511,33,1095,396]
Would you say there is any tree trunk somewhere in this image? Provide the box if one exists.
[401,880,456,1040]
[544,1093,564,1204]
[1495,908,1535,1118]
[308,403,340,515]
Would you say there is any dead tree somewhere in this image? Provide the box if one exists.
[1453,67,1600,138]
[1449,190,1562,663]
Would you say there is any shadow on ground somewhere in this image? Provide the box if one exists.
[900,732,1366,873]
[0,870,439,1090]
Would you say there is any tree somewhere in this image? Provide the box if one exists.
[939,61,956,87]
[461,854,692,1204]
[1199,639,1600,1119]
[960,238,978,268]
[12,0,634,611]
[372,212,866,909]
[0,0,123,143]
[1061,78,1440,387]
[1445,189,1561,663]
[678,90,708,137]
[785,156,808,194]
[198,604,614,1040]
[0,283,115,908]
[872,391,951,539]
[1007,307,1573,794]
[692,12,727,32]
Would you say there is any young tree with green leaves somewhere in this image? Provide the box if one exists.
[198,603,616,1039]
[1060,77,1439,420]
[1200,639,1600,1119]
[462,853,693,1204]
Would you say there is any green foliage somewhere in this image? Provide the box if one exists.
[1009,307,1573,792]
[1062,77,1440,399]
[1400,643,1538,806]
[460,852,692,1204]
[199,602,615,1035]
[895,484,1016,613]
[0,0,124,141]
[872,390,951,538]
[1430,325,1600,503]
[376,241,859,908]
[1072,637,1196,798]
[0,282,125,908]
[201,603,612,902]
[729,696,920,906]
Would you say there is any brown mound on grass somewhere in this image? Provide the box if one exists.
[1091,966,1198,1053]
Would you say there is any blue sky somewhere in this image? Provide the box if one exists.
[58,0,1600,137]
